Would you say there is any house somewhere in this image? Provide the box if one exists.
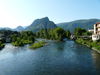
[92,22,100,41]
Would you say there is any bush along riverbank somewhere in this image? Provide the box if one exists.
[75,38,100,52]
[29,41,47,49]
[0,41,5,50]
[35,27,71,41]
[0,28,71,50]
[73,27,100,53]
[11,31,35,47]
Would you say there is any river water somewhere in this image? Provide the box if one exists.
[0,40,100,75]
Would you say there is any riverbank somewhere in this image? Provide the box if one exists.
[75,38,100,54]
[92,47,100,54]
[0,42,5,50]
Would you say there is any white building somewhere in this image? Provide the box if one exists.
[92,22,100,41]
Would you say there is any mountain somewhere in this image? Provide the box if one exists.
[1,18,99,33]
[14,26,25,31]
[25,17,57,32]
[57,19,100,33]
[0,27,11,30]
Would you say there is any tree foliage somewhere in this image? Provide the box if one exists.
[74,28,86,37]
[11,31,35,46]
[0,41,5,49]
[35,27,70,41]
[66,30,71,39]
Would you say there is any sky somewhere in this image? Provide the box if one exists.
[0,0,100,28]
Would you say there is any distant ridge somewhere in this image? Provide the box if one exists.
[14,26,25,31]
[0,18,100,32]
[57,19,100,32]
[0,27,11,30]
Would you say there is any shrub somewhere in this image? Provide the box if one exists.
[29,41,46,49]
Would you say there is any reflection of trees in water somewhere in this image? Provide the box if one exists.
[54,41,65,51]
[92,51,100,73]
[11,45,27,55]
[54,41,76,51]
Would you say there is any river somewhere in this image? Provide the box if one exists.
[0,40,100,75]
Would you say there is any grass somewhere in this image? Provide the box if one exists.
[0,42,5,49]
[75,38,100,50]
[29,41,47,49]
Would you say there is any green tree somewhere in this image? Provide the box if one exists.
[74,28,86,37]
[11,31,35,46]
[66,30,71,39]
[52,28,66,41]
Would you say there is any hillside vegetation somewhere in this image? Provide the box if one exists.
[57,19,100,32]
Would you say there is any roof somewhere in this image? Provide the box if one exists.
[96,22,100,24]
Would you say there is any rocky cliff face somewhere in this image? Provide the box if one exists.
[25,17,57,32]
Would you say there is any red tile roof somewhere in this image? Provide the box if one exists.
[96,22,100,24]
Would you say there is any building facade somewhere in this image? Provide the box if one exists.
[92,23,100,41]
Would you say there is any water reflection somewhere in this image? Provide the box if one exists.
[0,41,99,75]
[53,41,65,51]
[0,44,27,54]
[92,51,100,74]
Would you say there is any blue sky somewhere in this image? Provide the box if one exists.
[0,0,100,28]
